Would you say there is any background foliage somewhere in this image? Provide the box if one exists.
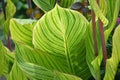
[0,0,120,80]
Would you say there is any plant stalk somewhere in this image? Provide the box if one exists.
[97,0,107,66]
[7,32,11,51]
[98,19,107,66]
[91,10,98,56]
[2,0,12,51]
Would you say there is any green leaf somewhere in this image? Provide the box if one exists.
[33,0,74,12]
[8,62,28,80]
[33,0,56,12]
[104,0,120,41]
[0,12,5,26]
[85,23,102,80]
[88,0,108,26]
[33,4,90,79]
[10,19,36,47]
[104,25,120,80]
[0,41,14,77]
[99,0,107,16]
[3,0,16,36]
[0,42,28,80]
[59,0,75,8]
[15,44,82,80]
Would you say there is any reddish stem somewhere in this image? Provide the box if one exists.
[91,10,98,56]
[7,32,11,51]
[97,0,107,66]
[2,0,12,51]
[98,19,107,66]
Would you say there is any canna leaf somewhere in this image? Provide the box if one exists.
[8,62,28,80]
[0,41,15,78]
[88,0,108,26]
[15,44,82,80]
[10,19,36,47]
[104,0,120,41]
[33,0,74,12]
[59,0,75,8]
[99,0,107,16]
[33,0,56,12]
[33,4,91,79]
[104,25,120,80]
[85,22,102,80]
[3,0,16,36]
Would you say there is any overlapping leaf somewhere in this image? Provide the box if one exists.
[104,0,120,41]
[33,4,90,79]
[15,44,82,80]
[59,0,74,8]
[104,25,120,80]
[88,0,108,26]
[86,0,120,80]
[10,19,36,47]
[8,62,28,80]
[33,0,56,12]
[0,41,14,77]
[99,0,107,16]
[33,0,74,12]
[85,22,102,80]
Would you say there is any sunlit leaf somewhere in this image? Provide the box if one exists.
[104,0,120,41]
[33,4,91,79]
[10,19,36,47]
[8,62,28,80]
[88,0,108,26]
[0,41,14,77]
[99,0,107,16]
[15,44,82,80]
[104,25,120,80]
[85,22,102,80]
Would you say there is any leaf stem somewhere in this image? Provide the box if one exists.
[2,0,12,51]
[91,10,98,56]
[97,0,107,66]
[7,32,11,51]
[98,19,107,66]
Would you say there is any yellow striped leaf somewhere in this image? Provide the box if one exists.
[104,25,120,80]
[33,4,91,79]
[10,19,36,47]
